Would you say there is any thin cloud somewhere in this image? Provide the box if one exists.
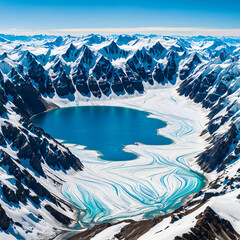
[1,27,240,37]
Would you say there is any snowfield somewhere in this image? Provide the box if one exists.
[61,87,207,226]
[0,34,239,239]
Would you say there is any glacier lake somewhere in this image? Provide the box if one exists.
[32,106,173,161]
[32,104,205,227]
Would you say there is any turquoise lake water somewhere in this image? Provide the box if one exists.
[32,105,205,229]
[32,106,173,161]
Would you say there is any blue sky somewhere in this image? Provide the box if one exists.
[0,0,239,35]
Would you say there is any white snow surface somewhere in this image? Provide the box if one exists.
[0,34,240,239]
[59,87,208,226]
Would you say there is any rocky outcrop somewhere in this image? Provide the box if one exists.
[152,63,164,83]
[111,70,124,94]
[101,41,129,59]
[62,43,81,61]
[197,124,239,172]
[3,68,56,117]
[88,75,101,98]
[67,216,164,240]
[28,54,55,95]
[0,148,77,225]
[175,207,240,240]
[178,59,240,173]
[125,65,144,93]
[45,204,73,225]
[72,64,90,96]
[0,34,240,239]
[79,45,95,67]
[118,68,135,94]
[92,56,114,80]
[0,204,11,230]
[52,62,76,97]
[179,53,201,80]
[0,37,185,101]
[164,50,178,81]
[0,73,83,237]
[149,41,165,58]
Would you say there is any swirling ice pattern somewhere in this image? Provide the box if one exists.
[125,102,195,140]
[62,146,204,227]
[61,92,206,228]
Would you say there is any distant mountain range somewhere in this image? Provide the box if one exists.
[0,34,240,239]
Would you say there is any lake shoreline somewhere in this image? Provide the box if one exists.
[45,87,209,239]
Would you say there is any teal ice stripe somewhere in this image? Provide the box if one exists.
[33,105,205,228]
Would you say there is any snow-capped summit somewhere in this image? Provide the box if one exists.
[115,34,138,45]
[84,34,106,45]
[0,34,239,240]
[100,40,129,59]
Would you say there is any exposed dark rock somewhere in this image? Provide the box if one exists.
[53,70,75,97]
[197,124,238,172]
[28,193,40,205]
[152,63,164,83]
[3,72,56,117]
[92,56,113,80]
[62,43,80,61]
[149,41,165,57]
[127,55,147,79]
[72,65,90,96]
[215,81,228,95]
[111,71,124,94]
[164,50,177,81]
[2,184,19,203]
[67,222,113,240]
[175,207,240,240]
[98,77,111,95]
[146,70,154,85]
[10,68,52,115]
[179,53,201,80]
[135,49,153,69]
[15,180,27,204]
[0,132,6,145]
[125,65,144,93]
[45,205,72,225]
[23,170,56,203]
[27,52,54,95]
[0,87,7,104]
[0,204,11,230]
[2,121,20,142]
[79,45,95,67]
[88,75,101,98]
[101,41,128,58]
[76,79,90,96]
[118,68,134,94]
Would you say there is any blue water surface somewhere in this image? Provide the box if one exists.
[32,106,173,161]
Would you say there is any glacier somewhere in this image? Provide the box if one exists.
[60,88,206,226]
[0,33,239,239]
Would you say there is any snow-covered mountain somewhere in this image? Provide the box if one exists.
[0,34,240,239]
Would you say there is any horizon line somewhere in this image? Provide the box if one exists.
[1,27,240,37]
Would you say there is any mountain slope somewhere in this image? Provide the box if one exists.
[0,34,239,239]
